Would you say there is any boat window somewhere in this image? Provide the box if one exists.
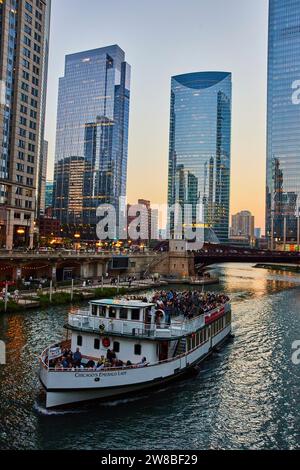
[94,338,100,350]
[131,310,140,321]
[77,335,82,347]
[113,341,120,353]
[134,344,142,355]
[92,305,98,316]
[99,307,106,318]
[109,307,116,318]
[119,308,128,319]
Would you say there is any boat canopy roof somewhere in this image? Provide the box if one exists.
[89,299,155,309]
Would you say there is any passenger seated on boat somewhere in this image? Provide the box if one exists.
[73,348,82,367]
[97,355,105,364]
[62,357,70,369]
[111,358,117,368]
[126,360,132,367]
[137,357,148,367]
[62,348,72,358]
[106,349,117,363]
[86,359,95,369]
[55,360,64,370]
[96,361,105,371]
[49,359,56,369]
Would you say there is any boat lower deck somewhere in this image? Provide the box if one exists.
[40,325,232,408]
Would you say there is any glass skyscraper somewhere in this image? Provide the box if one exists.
[45,180,53,209]
[266,0,300,245]
[53,45,130,230]
[168,72,232,243]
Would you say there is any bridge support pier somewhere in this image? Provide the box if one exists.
[80,261,107,279]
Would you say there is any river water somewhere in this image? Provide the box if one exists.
[0,263,299,450]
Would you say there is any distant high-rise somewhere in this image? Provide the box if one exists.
[38,139,48,215]
[254,228,262,239]
[231,211,255,238]
[53,45,131,231]
[168,72,232,243]
[45,180,53,208]
[0,0,51,249]
[266,0,300,244]
[54,156,85,224]
[127,199,158,242]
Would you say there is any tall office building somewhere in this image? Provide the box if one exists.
[36,0,50,217]
[0,0,51,249]
[231,210,255,238]
[53,45,131,234]
[168,72,232,243]
[45,179,53,208]
[37,139,48,215]
[266,0,300,245]
[54,156,85,224]
[127,199,158,243]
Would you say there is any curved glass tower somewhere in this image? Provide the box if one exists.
[168,72,232,243]
[266,0,300,246]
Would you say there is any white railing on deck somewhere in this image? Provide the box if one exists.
[67,303,229,338]
[67,312,206,338]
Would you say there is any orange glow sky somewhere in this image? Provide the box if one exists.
[45,0,269,232]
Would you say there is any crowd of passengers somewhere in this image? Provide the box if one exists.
[47,347,148,371]
[122,291,229,324]
[151,290,230,322]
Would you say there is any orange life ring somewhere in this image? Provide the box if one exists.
[102,337,110,348]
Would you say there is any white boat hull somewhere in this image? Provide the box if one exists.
[40,325,232,408]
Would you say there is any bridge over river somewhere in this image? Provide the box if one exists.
[0,244,299,282]
[193,244,300,268]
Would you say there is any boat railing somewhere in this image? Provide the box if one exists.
[67,302,230,338]
[39,336,214,373]
[67,313,184,338]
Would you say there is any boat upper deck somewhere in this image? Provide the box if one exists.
[66,292,231,340]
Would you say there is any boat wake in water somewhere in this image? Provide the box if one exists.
[33,401,86,416]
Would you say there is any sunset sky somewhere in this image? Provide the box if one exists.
[45,0,269,232]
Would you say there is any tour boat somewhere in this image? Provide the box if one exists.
[39,295,232,408]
